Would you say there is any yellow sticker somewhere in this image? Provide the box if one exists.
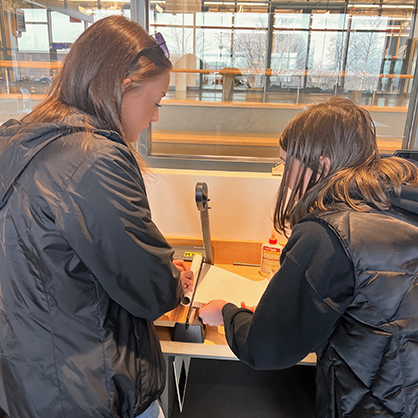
[184,251,203,257]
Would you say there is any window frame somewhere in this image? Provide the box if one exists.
[133,0,418,171]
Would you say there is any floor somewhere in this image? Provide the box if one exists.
[171,358,316,418]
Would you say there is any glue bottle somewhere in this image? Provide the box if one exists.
[260,229,283,278]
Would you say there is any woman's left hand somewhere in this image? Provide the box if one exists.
[199,300,228,326]
[173,259,188,272]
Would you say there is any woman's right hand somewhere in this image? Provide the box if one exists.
[173,260,194,293]
[180,270,194,293]
[240,301,256,312]
[199,300,228,326]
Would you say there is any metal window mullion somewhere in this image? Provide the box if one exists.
[132,0,148,30]
[132,0,150,159]
[403,62,418,149]
[303,10,313,89]
[264,2,274,97]
[402,0,418,149]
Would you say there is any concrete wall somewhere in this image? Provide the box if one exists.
[156,103,301,134]
[156,102,407,143]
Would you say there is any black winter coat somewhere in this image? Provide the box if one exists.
[0,117,184,418]
[312,201,418,417]
[222,185,418,417]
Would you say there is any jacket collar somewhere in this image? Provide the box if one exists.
[0,114,124,210]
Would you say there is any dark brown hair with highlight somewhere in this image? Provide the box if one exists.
[274,97,418,236]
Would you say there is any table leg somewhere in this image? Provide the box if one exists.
[161,355,175,418]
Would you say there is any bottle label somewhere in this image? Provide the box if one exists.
[263,246,281,254]
[261,246,282,275]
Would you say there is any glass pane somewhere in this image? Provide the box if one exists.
[234,12,268,28]
[149,0,416,160]
[18,24,49,52]
[345,17,389,92]
[232,29,267,70]
[51,12,85,43]
[274,12,310,29]
[0,3,128,126]
[196,12,233,27]
[0,0,416,165]
[23,9,47,22]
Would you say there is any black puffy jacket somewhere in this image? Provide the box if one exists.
[0,116,183,418]
[311,198,418,417]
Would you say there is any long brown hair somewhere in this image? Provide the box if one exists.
[274,97,418,235]
[22,16,172,166]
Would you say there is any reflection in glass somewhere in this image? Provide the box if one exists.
[0,1,128,125]
[148,0,415,160]
[0,0,416,162]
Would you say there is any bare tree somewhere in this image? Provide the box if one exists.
[324,17,385,91]
[158,22,207,63]
[345,27,385,91]
[232,30,267,70]
[306,31,348,90]
[312,18,385,92]
[271,27,307,73]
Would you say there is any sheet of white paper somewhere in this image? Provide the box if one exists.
[192,263,270,307]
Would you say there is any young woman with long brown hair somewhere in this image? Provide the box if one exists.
[200,97,418,417]
[0,15,193,418]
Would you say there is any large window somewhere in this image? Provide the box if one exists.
[0,0,417,170]
[0,0,129,121]
[148,0,417,163]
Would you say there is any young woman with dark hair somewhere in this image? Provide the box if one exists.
[0,15,192,418]
[200,97,418,417]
